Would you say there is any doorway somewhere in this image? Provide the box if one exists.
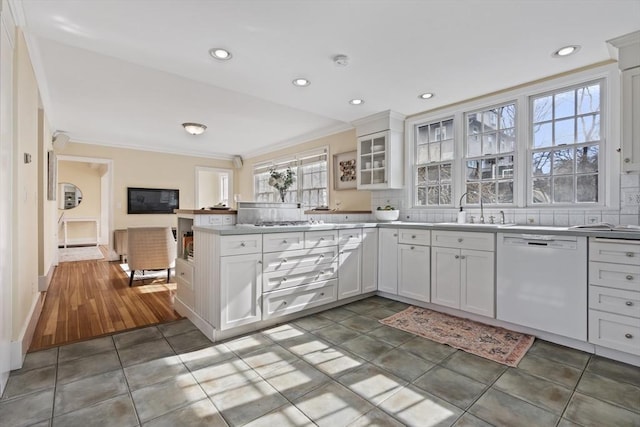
[195,166,233,209]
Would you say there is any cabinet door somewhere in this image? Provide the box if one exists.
[357,131,387,189]
[622,67,640,173]
[338,244,362,300]
[362,228,378,293]
[378,228,398,294]
[398,244,430,302]
[460,249,495,317]
[219,253,262,330]
[431,247,460,309]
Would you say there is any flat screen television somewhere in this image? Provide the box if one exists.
[127,187,179,214]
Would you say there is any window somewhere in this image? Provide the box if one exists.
[415,118,454,205]
[530,81,601,204]
[219,174,229,206]
[253,148,328,209]
[465,103,516,204]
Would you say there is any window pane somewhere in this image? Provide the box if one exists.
[482,109,498,132]
[554,90,575,119]
[577,114,600,143]
[533,96,552,123]
[533,178,551,204]
[430,123,441,142]
[467,135,481,157]
[466,160,480,180]
[497,156,514,178]
[441,140,454,160]
[429,142,441,162]
[577,174,598,202]
[499,104,516,129]
[417,187,426,205]
[577,84,600,114]
[417,125,429,144]
[417,145,429,164]
[576,145,598,173]
[482,133,497,155]
[466,183,480,203]
[481,182,496,204]
[481,158,496,179]
[468,113,481,135]
[428,186,439,204]
[417,166,427,185]
[441,164,451,182]
[533,122,552,148]
[498,180,513,203]
[440,184,452,204]
[553,176,574,203]
[499,128,515,153]
[555,118,575,145]
[427,166,439,183]
[442,119,454,140]
[553,148,574,175]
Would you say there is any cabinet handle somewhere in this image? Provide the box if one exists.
[320,292,325,296]
[282,258,288,263]
[626,252,634,257]
[458,238,463,243]
[393,234,397,237]
[410,246,415,250]
[626,275,634,280]
[625,333,633,339]
[340,251,344,255]
[180,272,185,276]
[349,235,353,238]
[283,240,288,244]
[412,235,416,239]
[455,255,460,259]
[283,301,287,305]
[320,237,325,241]
[240,242,246,247]
[257,260,262,264]
[282,277,287,282]
[625,301,634,306]
[624,158,631,163]
[460,255,466,259]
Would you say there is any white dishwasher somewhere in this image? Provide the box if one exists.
[496,233,587,341]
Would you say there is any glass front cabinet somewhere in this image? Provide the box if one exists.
[357,129,404,189]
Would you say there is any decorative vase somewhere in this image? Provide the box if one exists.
[279,188,287,202]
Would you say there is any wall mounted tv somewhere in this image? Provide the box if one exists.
[127,187,179,214]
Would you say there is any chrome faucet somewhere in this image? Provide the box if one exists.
[479,196,485,224]
[499,210,505,225]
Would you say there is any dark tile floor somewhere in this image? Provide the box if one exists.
[1,297,639,427]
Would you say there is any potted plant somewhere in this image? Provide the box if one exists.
[375,203,399,221]
[268,167,295,202]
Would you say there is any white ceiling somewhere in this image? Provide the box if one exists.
[12,0,640,159]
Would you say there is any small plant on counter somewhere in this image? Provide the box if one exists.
[269,167,295,202]
[377,203,397,211]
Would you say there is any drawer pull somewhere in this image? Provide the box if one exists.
[349,235,353,238]
[410,246,415,250]
[455,255,460,259]
[282,258,287,263]
[283,240,288,244]
[240,242,246,247]
[319,254,325,258]
[626,252,634,257]
[320,292,325,296]
[320,237,325,241]
[626,301,634,306]
[625,333,633,339]
[393,234,397,237]
[460,255,466,259]
[180,272,185,276]
[282,277,287,282]
[257,260,262,264]
[283,301,287,305]
[458,238,463,243]
[626,275,634,281]
[412,235,416,239]
[340,251,344,255]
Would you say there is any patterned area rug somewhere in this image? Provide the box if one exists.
[380,306,534,367]
[58,246,104,262]
[119,263,174,282]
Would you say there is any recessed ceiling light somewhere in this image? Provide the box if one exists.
[349,99,364,105]
[182,122,207,135]
[552,45,580,58]
[292,78,310,87]
[209,48,232,60]
[419,93,435,99]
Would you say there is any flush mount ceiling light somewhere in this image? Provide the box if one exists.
[552,45,581,58]
[209,48,232,60]
[182,122,207,135]
[333,54,349,66]
[419,92,435,99]
[292,78,310,87]
[349,99,364,105]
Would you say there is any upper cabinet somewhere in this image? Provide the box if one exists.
[353,110,406,189]
[608,31,640,174]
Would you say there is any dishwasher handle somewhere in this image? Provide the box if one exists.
[501,234,579,249]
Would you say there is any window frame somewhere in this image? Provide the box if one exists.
[413,117,455,206]
[404,63,619,211]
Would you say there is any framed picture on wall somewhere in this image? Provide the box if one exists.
[47,150,56,201]
[333,150,357,190]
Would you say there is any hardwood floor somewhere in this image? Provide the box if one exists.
[29,247,181,351]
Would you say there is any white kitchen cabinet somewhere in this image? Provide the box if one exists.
[398,243,430,302]
[175,258,195,309]
[622,67,640,173]
[356,130,404,189]
[431,231,495,317]
[361,228,378,293]
[338,244,362,299]
[220,253,263,330]
[378,228,399,294]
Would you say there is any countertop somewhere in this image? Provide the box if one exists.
[192,221,640,239]
[174,209,237,215]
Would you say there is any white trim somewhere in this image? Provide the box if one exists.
[10,293,44,370]
[37,263,55,292]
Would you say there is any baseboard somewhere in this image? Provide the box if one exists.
[174,297,215,341]
[10,292,45,370]
[38,263,56,292]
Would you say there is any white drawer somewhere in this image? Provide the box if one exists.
[398,229,431,246]
[263,262,338,292]
[175,258,194,284]
[338,229,362,246]
[589,285,640,318]
[220,234,262,256]
[263,232,305,253]
[262,280,337,319]
[589,261,640,292]
[589,238,640,265]
[305,230,339,248]
[263,247,338,273]
[589,310,640,355]
[432,230,494,251]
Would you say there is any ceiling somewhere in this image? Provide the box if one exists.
[12,0,640,159]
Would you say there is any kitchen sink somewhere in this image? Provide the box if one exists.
[434,222,517,228]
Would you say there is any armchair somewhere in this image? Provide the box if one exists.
[126,226,176,286]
